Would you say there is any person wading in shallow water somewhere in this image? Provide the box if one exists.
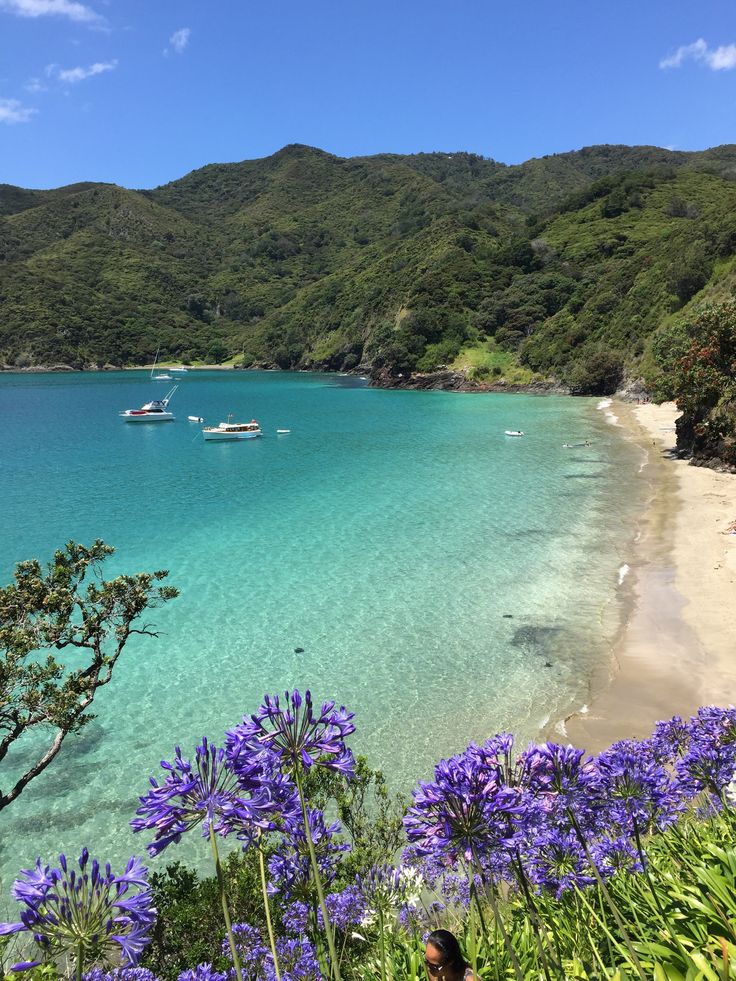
[424,929,478,980]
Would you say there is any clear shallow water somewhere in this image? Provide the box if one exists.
[0,371,642,879]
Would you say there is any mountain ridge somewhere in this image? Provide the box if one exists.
[1,142,735,398]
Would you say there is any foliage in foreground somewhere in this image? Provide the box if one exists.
[1,689,735,981]
[0,541,177,811]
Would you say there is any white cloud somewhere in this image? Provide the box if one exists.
[0,0,101,23]
[25,76,46,92]
[47,59,117,83]
[708,44,736,70]
[0,96,36,123]
[660,37,736,71]
[165,27,190,56]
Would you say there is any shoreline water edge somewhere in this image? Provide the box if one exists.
[562,399,736,752]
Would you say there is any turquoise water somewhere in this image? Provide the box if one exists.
[0,371,641,879]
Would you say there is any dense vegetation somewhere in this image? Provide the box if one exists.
[1,691,735,980]
[648,301,736,468]
[2,144,736,397]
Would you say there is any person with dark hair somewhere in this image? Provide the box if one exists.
[424,929,477,979]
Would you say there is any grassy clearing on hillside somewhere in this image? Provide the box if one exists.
[452,340,541,384]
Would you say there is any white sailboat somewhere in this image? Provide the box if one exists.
[151,345,173,381]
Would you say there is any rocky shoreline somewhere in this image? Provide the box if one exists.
[1,360,568,395]
[367,365,568,394]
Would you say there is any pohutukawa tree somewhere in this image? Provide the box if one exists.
[0,539,178,811]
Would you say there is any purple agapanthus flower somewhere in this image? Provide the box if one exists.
[177,966,229,981]
[676,706,736,800]
[225,924,322,980]
[649,715,690,765]
[231,749,301,849]
[324,885,367,931]
[525,829,595,899]
[0,851,155,970]
[131,738,283,856]
[268,808,349,900]
[225,690,355,779]
[591,836,644,877]
[596,739,682,835]
[83,970,158,981]
[520,742,602,832]
[471,732,519,786]
[404,746,526,865]
[224,923,269,970]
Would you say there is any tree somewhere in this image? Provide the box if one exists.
[657,302,736,465]
[565,347,625,396]
[0,540,178,811]
[666,244,711,306]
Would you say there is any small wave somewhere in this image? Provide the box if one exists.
[579,704,589,715]
[554,719,568,737]
[537,714,550,730]
[618,563,630,586]
[605,410,619,425]
[597,399,612,410]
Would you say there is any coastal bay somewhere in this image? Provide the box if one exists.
[0,370,642,878]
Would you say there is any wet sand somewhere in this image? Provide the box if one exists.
[564,401,736,752]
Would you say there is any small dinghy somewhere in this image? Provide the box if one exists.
[276,429,291,434]
[504,430,524,437]
[188,416,204,423]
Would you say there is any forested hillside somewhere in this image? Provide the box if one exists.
[1,142,735,401]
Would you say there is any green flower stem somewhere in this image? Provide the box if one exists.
[631,815,689,964]
[572,887,615,976]
[75,940,84,981]
[209,824,244,981]
[471,854,523,981]
[377,904,387,981]
[511,851,561,981]
[467,899,479,981]
[294,766,342,981]
[567,809,646,981]
[257,838,282,981]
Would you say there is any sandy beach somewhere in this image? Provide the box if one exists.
[565,400,736,752]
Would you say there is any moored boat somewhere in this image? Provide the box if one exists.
[120,386,177,422]
[151,344,173,381]
[202,416,262,441]
[504,430,525,437]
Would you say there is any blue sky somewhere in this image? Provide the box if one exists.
[1,0,735,189]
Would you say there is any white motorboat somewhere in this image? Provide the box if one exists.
[171,367,189,374]
[504,430,525,437]
[120,386,178,422]
[202,416,262,441]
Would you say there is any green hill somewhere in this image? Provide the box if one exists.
[1,142,735,394]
